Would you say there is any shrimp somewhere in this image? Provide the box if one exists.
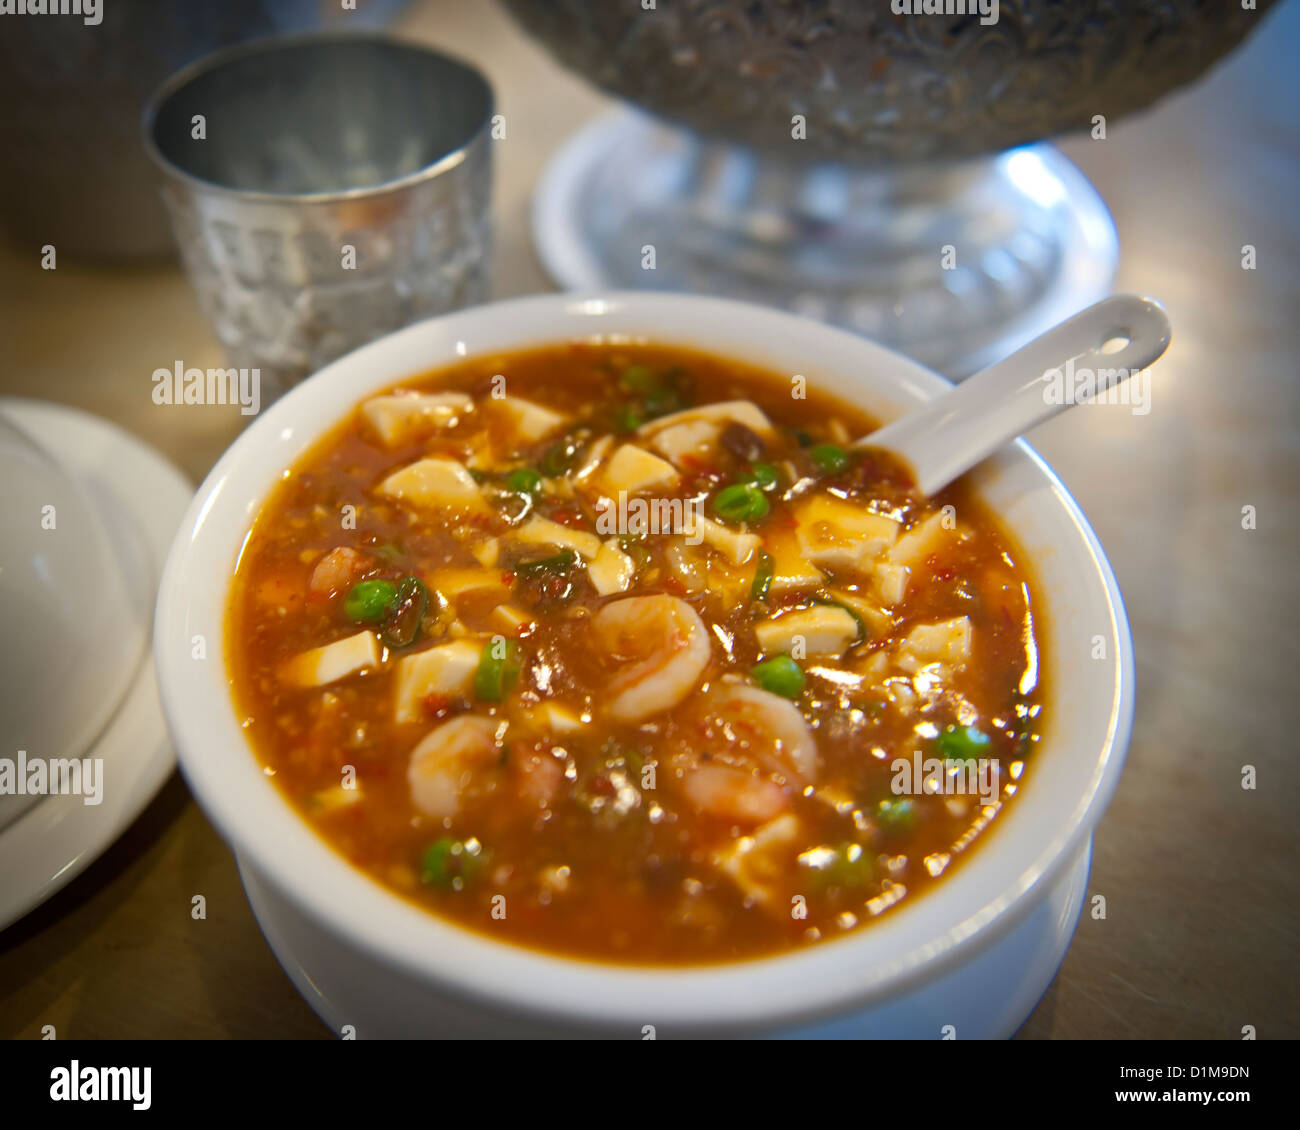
[681,766,789,824]
[511,741,566,807]
[407,715,500,820]
[705,683,819,783]
[591,594,711,722]
[670,683,819,825]
[309,546,371,598]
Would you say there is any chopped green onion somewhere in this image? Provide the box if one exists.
[540,436,582,477]
[373,543,404,565]
[643,386,683,418]
[748,462,780,490]
[936,724,992,762]
[475,637,522,702]
[514,548,576,577]
[809,443,850,475]
[614,403,645,432]
[751,654,804,698]
[750,550,774,601]
[420,837,480,890]
[343,579,397,624]
[379,576,428,649]
[505,468,542,495]
[813,597,867,643]
[713,482,770,524]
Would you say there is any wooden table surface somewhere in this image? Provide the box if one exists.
[1,0,1296,1039]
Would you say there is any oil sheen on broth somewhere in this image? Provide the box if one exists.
[228,344,1046,964]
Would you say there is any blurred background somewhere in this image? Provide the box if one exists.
[0,0,1295,1038]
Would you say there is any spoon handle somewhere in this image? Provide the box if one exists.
[859,294,1172,496]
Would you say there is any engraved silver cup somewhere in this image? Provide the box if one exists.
[144,33,494,402]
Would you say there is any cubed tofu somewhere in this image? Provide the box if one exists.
[873,562,911,606]
[282,631,380,687]
[706,555,756,605]
[589,538,635,596]
[645,419,718,468]
[665,540,708,592]
[360,392,474,446]
[572,435,614,482]
[534,701,586,735]
[755,605,859,657]
[682,512,760,565]
[793,495,900,571]
[490,396,566,444]
[858,649,889,681]
[308,783,363,813]
[491,603,533,635]
[428,567,510,603]
[514,515,603,561]
[887,511,954,570]
[377,457,487,517]
[898,617,972,673]
[764,528,826,594]
[638,400,774,438]
[637,401,775,469]
[470,537,500,567]
[713,814,800,909]
[393,639,483,723]
[601,443,680,494]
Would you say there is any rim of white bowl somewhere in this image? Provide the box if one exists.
[154,291,1135,1033]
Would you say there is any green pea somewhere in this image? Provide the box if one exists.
[713,482,770,524]
[801,841,873,892]
[475,638,522,702]
[343,579,397,624]
[751,654,804,698]
[830,842,874,887]
[936,724,992,762]
[618,364,658,394]
[420,837,480,891]
[513,548,575,577]
[876,798,916,833]
[735,462,780,491]
[750,550,774,601]
[809,443,850,475]
[506,468,542,494]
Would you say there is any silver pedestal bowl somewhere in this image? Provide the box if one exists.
[506,0,1275,374]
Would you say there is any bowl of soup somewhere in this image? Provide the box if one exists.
[154,292,1134,1037]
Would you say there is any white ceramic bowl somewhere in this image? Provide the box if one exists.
[154,292,1134,1037]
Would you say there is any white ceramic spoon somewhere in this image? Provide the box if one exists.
[860,294,1172,495]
